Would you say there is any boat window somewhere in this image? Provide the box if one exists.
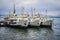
[10,19,17,21]
[10,22,16,24]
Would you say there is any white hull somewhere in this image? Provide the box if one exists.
[17,20,28,27]
[29,18,40,26]
[9,18,28,27]
[41,20,53,26]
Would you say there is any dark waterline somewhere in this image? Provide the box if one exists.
[0,18,60,40]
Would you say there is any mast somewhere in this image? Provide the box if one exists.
[33,8,35,16]
[13,4,17,16]
[14,4,15,13]
[7,11,10,18]
[21,7,24,15]
[9,11,10,18]
[45,10,48,19]
[31,8,33,17]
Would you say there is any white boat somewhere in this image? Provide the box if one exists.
[16,7,29,27]
[4,4,17,26]
[9,14,29,27]
[18,13,29,27]
[4,6,29,27]
[40,10,53,27]
[28,12,41,27]
[40,18,53,27]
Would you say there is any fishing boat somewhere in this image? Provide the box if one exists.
[3,4,17,26]
[4,5,29,27]
[28,10,41,27]
[15,7,29,27]
[40,18,53,27]
[18,13,29,27]
[8,16,29,27]
[40,10,53,28]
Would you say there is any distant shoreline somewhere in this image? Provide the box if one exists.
[0,15,60,18]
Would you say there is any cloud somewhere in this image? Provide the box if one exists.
[15,0,39,8]
[0,0,60,8]
[47,11,60,16]
[0,0,60,17]
[40,10,60,17]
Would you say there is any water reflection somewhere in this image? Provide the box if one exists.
[0,27,54,40]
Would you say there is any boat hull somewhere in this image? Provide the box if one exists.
[16,20,28,27]
[40,20,53,28]
[28,20,40,27]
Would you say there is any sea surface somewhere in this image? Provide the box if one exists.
[0,17,60,40]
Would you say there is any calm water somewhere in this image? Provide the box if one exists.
[0,18,60,40]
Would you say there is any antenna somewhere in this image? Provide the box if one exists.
[13,4,15,14]
[33,8,35,15]
[13,3,17,16]
[45,10,48,19]
[9,11,10,17]
[31,8,33,17]
[21,7,24,15]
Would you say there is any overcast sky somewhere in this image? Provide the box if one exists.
[0,0,60,17]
